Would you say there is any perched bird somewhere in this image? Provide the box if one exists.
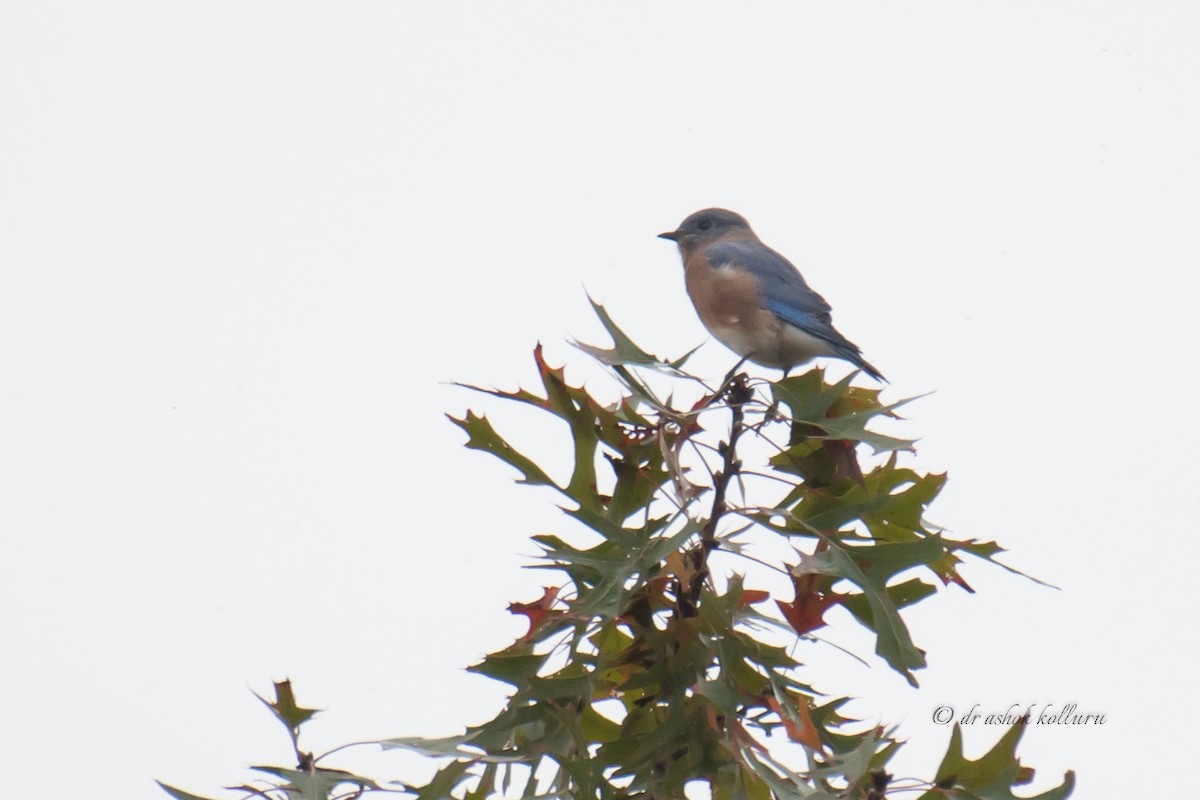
[659,208,885,382]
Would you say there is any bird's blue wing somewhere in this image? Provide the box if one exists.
[704,241,836,336]
[704,240,885,381]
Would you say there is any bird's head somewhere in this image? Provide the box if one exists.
[658,208,753,252]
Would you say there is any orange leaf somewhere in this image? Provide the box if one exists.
[765,693,823,750]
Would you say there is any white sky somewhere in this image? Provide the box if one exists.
[2,2,1198,798]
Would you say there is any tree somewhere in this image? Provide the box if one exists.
[160,303,1074,800]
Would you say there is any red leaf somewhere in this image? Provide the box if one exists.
[777,571,845,635]
[508,586,562,640]
[739,589,770,608]
[821,439,865,485]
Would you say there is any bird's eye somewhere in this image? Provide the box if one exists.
[697,220,713,231]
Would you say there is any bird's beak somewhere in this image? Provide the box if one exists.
[657,230,680,241]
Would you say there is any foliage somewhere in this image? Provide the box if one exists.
[160,304,1074,800]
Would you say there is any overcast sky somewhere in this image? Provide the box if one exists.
[2,3,1198,798]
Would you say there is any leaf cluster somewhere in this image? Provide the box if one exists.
[160,304,1074,800]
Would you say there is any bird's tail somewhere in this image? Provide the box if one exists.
[838,347,887,384]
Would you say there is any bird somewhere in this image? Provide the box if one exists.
[659,208,885,382]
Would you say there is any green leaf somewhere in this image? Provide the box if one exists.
[572,296,674,368]
[954,538,1061,589]
[772,368,849,422]
[526,347,602,508]
[458,345,675,517]
[580,703,623,743]
[463,763,500,800]
[527,670,593,702]
[841,578,938,628]
[713,765,774,800]
[739,748,825,799]
[155,783,224,800]
[559,506,666,548]
[811,537,950,685]
[763,458,946,543]
[253,679,319,733]
[781,482,892,534]
[772,369,919,454]
[916,723,1075,800]
[807,726,887,785]
[379,733,482,758]
[413,760,473,800]
[562,516,701,620]
[249,765,377,800]
[604,447,672,523]
[693,678,746,718]
[449,411,558,489]
[468,649,549,688]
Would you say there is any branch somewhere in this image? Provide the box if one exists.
[677,373,753,618]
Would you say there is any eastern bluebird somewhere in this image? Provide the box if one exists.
[659,208,885,382]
